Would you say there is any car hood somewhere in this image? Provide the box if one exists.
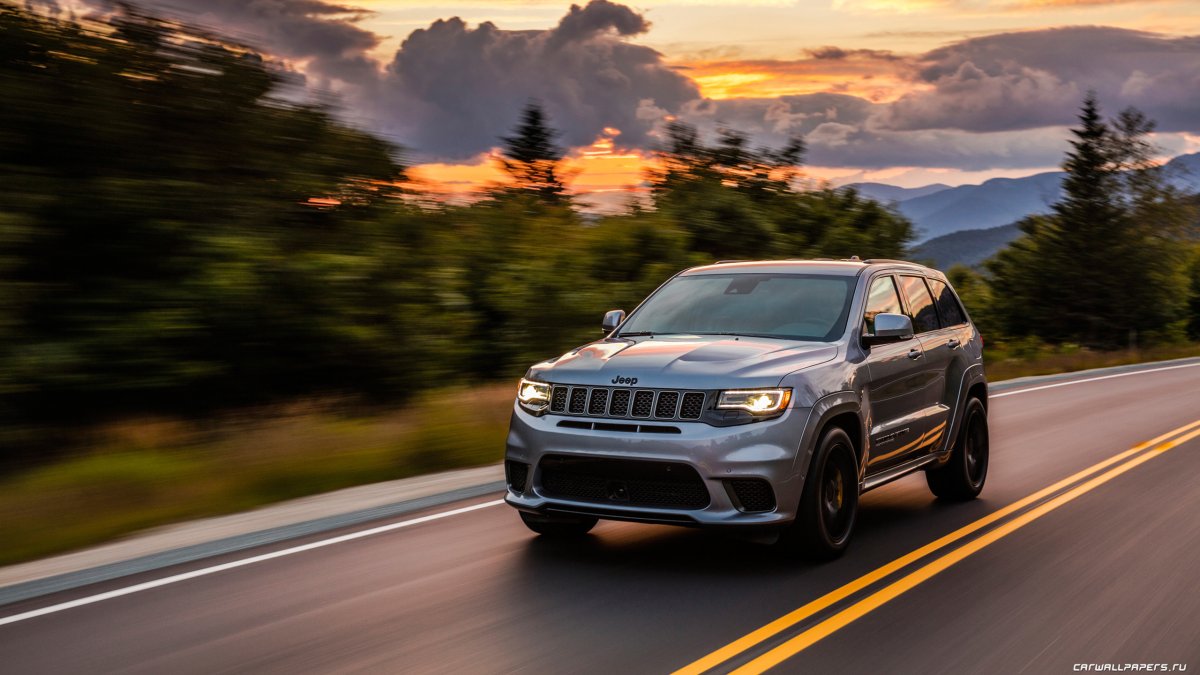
[528,336,838,389]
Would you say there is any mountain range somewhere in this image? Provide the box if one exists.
[850,151,1200,269]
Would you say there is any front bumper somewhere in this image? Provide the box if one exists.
[503,402,812,527]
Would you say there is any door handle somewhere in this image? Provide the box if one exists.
[947,338,960,349]
[907,348,922,360]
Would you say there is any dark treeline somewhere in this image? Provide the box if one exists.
[0,6,913,460]
[955,96,1200,349]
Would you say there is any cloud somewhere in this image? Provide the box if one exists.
[880,27,1200,133]
[61,2,1200,172]
[677,26,1200,169]
[677,94,1072,169]
[72,0,697,161]
[81,0,382,85]
[365,1,698,160]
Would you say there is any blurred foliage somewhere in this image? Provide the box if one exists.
[1188,231,1200,341]
[0,5,915,468]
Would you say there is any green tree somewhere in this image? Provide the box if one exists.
[0,6,432,455]
[946,265,997,338]
[987,95,1193,347]
[1188,240,1200,340]
[497,101,570,203]
[649,121,912,261]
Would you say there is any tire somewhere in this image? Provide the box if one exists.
[780,427,859,561]
[926,397,989,501]
[519,511,598,537]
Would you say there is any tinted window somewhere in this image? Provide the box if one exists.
[618,273,856,342]
[928,279,967,327]
[862,276,903,335]
[899,276,939,333]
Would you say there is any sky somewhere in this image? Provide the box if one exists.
[57,0,1200,205]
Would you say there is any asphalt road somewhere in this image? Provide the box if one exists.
[2,362,1199,674]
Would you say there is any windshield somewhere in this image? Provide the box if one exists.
[618,273,856,342]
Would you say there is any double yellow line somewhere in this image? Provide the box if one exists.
[674,418,1200,675]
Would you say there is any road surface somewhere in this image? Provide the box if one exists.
[2,362,1199,674]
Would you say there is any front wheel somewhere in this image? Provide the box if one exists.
[780,427,859,561]
[926,397,989,501]
[519,511,598,537]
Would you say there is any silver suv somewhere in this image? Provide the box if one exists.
[503,259,988,558]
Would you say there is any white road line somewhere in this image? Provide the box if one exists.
[0,499,505,627]
[991,361,1200,399]
[3,359,1197,627]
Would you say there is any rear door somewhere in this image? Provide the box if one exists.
[898,275,953,457]
[926,278,975,449]
[862,274,931,471]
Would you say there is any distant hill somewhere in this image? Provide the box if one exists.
[895,172,1063,243]
[912,223,1022,270]
[849,182,951,203]
[851,151,1200,244]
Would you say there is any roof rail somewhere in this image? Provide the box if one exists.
[713,260,748,264]
[863,258,923,266]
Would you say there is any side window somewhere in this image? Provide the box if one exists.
[863,276,903,335]
[928,279,967,327]
[899,276,939,333]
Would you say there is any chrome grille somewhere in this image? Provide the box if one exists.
[542,385,707,422]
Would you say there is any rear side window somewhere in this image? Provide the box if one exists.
[863,276,902,335]
[928,279,967,327]
[899,276,939,333]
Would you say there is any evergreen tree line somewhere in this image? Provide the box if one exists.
[952,95,1200,349]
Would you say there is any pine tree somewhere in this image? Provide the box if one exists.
[498,101,569,204]
[988,94,1191,347]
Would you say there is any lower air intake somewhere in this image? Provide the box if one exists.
[505,460,529,493]
[727,478,776,512]
[539,455,710,510]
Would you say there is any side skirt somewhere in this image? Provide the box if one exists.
[861,453,940,493]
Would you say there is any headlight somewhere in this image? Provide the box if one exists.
[516,378,552,412]
[717,388,792,414]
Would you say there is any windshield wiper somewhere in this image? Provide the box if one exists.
[617,331,660,337]
[690,332,790,339]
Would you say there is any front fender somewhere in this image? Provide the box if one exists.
[789,391,863,481]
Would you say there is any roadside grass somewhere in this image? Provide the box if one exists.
[3,344,1200,567]
[982,341,1200,382]
[0,384,514,567]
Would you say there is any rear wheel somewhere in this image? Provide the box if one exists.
[519,511,598,537]
[780,427,859,560]
[926,397,988,501]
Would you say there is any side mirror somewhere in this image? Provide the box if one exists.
[863,312,914,346]
[602,309,626,333]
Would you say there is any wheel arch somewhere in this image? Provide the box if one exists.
[792,392,864,482]
[936,365,988,460]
